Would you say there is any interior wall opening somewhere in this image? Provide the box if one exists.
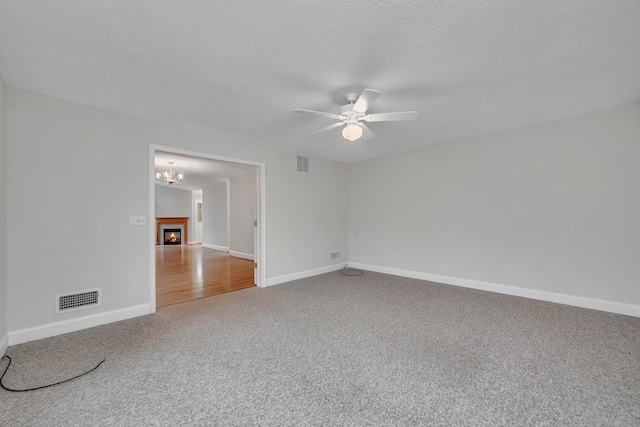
[149,144,266,310]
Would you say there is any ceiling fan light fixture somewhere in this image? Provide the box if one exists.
[342,123,363,141]
[294,88,417,142]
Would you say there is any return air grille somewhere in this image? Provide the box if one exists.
[56,289,101,314]
[297,155,309,173]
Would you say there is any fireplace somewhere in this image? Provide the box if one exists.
[156,217,189,246]
[163,228,182,245]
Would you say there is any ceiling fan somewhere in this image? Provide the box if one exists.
[294,88,418,141]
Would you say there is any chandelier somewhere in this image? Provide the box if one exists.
[155,162,184,185]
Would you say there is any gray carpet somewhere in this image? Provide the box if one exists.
[1,271,639,426]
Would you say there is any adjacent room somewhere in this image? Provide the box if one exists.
[0,1,638,425]
[153,151,258,307]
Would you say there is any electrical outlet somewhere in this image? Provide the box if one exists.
[506,263,512,272]
[130,216,147,226]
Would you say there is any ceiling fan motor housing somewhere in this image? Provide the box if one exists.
[338,93,358,115]
[344,92,359,103]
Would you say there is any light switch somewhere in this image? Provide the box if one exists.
[130,216,147,226]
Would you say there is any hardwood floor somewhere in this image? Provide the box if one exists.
[156,244,255,308]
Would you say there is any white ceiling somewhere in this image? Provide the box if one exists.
[154,151,255,191]
[1,1,639,163]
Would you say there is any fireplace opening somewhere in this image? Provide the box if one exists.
[164,228,182,245]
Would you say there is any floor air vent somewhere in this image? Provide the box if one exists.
[56,288,101,314]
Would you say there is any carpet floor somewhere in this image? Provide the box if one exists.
[1,271,639,426]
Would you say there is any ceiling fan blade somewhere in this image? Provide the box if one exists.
[360,123,375,141]
[352,89,381,113]
[307,121,345,136]
[293,109,343,120]
[364,111,418,122]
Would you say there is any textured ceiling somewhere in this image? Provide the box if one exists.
[1,1,639,163]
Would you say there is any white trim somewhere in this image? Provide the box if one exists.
[148,146,157,313]
[226,180,231,255]
[202,243,229,252]
[0,334,8,356]
[149,143,267,303]
[348,262,640,317]
[256,164,267,288]
[265,263,344,287]
[229,250,254,261]
[8,304,151,346]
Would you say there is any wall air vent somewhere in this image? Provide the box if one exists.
[330,252,340,260]
[297,155,309,173]
[56,288,101,314]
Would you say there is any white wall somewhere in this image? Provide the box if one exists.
[10,83,635,345]
[271,156,349,276]
[202,182,228,250]
[192,189,203,244]
[155,185,192,218]
[230,172,255,259]
[155,185,193,243]
[6,87,349,336]
[349,103,640,311]
[0,73,8,354]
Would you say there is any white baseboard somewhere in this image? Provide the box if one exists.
[265,263,345,287]
[348,262,640,318]
[229,250,254,261]
[202,243,229,252]
[0,333,8,356]
[8,304,152,346]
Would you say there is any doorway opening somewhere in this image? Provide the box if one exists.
[149,144,266,311]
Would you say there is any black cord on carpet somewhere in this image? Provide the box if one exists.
[341,265,364,276]
[0,355,105,392]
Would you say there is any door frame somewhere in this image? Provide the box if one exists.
[148,143,266,312]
